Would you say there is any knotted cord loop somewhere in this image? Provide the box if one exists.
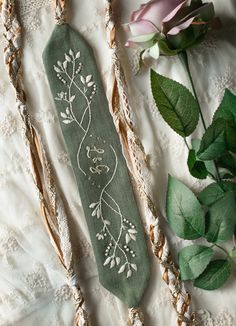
[54,0,67,25]
[127,307,145,326]
[105,1,195,324]
[2,1,89,325]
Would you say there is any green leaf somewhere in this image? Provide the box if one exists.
[230,247,236,258]
[213,89,236,123]
[217,152,236,178]
[205,191,236,243]
[150,70,199,137]
[192,139,216,177]
[179,245,214,280]
[198,181,236,207]
[225,120,236,153]
[187,149,208,179]
[197,118,227,161]
[194,260,231,290]
[158,40,181,56]
[212,89,236,153]
[166,175,205,239]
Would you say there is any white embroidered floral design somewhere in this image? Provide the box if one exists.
[54,284,73,303]
[0,112,17,137]
[54,49,138,279]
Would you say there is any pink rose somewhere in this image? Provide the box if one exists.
[124,0,216,60]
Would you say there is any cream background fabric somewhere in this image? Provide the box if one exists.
[0,0,236,325]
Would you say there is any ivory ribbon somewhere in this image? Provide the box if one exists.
[105,1,196,325]
[1,1,89,325]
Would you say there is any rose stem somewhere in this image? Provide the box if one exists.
[214,244,236,267]
[179,50,222,182]
[178,50,207,131]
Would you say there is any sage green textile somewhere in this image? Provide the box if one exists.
[43,24,150,307]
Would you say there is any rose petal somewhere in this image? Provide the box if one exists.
[148,43,160,59]
[131,0,184,30]
[162,0,187,24]
[128,19,158,36]
[167,16,195,35]
[142,44,160,66]
[127,33,156,43]
[131,4,147,22]
[189,3,215,21]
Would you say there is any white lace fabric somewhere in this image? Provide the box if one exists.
[0,0,236,325]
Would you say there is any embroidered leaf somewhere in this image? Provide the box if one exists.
[130,234,136,241]
[125,233,131,244]
[86,75,92,83]
[63,61,68,69]
[70,95,75,102]
[110,259,115,269]
[166,175,205,239]
[66,107,70,115]
[150,70,199,137]
[194,260,231,290]
[80,76,85,84]
[69,49,74,56]
[104,257,112,266]
[96,209,101,219]
[116,257,121,265]
[205,191,236,243]
[128,229,137,234]
[104,220,111,225]
[57,60,62,67]
[53,66,61,73]
[127,270,132,278]
[75,51,81,59]
[118,264,126,274]
[60,112,67,119]
[87,82,94,87]
[178,245,214,280]
[92,209,97,217]
[62,119,72,124]
[65,54,71,62]
[89,202,97,209]
[131,264,137,271]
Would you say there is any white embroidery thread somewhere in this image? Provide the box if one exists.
[54,49,138,279]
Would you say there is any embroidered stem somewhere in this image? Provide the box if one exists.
[55,55,93,175]
[105,1,195,325]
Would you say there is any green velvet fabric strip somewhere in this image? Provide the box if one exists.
[43,24,150,307]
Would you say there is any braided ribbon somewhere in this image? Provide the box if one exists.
[54,0,66,24]
[1,1,89,325]
[127,308,144,326]
[105,1,195,325]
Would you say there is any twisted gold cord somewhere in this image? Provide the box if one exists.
[1,1,89,325]
[105,1,195,325]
